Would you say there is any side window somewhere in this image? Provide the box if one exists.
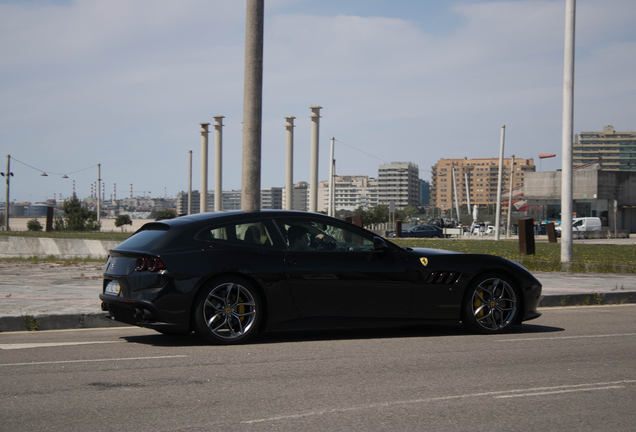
[277,219,374,252]
[197,221,273,247]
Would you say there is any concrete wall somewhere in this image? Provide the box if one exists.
[4,218,148,233]
[526,171,636,204]
[0,237,120,259]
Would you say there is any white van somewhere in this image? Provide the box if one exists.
[555,217,602,238]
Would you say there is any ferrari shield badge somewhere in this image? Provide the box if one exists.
[420,257,428,266]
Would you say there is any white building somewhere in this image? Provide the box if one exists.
[377,162,420,210]
[317,175,378,212]
[261,187,283,210]
[282,181,309,211]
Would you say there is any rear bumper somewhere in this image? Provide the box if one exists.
[99,294,189,332]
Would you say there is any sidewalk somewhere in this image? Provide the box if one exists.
[0,261,635,332]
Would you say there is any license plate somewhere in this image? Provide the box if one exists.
[105,281,121,296]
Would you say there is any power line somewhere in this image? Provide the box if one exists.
[10,156,97,177]
[334,139,389,163]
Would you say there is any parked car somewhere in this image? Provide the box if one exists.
[388,224,446,238]
[555,217,602,238]
[100,210,542,344]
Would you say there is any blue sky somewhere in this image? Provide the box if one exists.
[1,0,635,203]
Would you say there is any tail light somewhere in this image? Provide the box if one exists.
[135,257,166,272]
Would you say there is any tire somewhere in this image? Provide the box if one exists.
[194,277,262,345]
[462,273,520,334]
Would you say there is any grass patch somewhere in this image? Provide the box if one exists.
[389,238,636,274]
[21,315,42,331]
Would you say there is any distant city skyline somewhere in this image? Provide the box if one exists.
[2,0,635,203]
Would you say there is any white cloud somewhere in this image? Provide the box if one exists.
[1,0,635,203]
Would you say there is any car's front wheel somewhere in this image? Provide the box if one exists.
[462,273,520,334]
[194,277,262,345]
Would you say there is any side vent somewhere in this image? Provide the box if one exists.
[426,271,461,284]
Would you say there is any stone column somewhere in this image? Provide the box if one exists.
[213,116,225,212]
[241,0,264,212]
[188,150,192,215]
[309,106,322,213]
[200,122,210,213]
[285,116,295,210]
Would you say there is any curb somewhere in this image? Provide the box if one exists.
[0,312,127,333]
[538,291,636,308]
[1,293,635,333]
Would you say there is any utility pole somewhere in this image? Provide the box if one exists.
[97,163,101,223]
[241,0,264,212]
[561,0,576,262]
[507,155,515,238]
[451,163,460,224]
[329,137,335,217]
[494,126,505,240]
[464,167,471,214]
[2,155,13,231]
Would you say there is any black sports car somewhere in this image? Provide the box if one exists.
[100,210,542,344]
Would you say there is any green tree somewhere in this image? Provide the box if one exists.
[402,205,420,218]
[27,218,43,231]
[115,214,132,230]
[155,209,177,221]
[55,194,101,231]
[369,205,390,225]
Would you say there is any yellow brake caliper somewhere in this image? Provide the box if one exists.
[474,289,484,318]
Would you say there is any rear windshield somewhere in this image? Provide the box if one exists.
[117,224,169,250]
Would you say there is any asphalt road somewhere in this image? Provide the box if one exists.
[1,305,635,432]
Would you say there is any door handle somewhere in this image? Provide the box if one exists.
[288,260,305,267]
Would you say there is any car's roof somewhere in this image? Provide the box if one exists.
[160,209,333,226]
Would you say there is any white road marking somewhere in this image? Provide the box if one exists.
[495,386,625,398]
[539,304,636,311]
[0,355,187,367]
[242,380,636,424]
[0,341,124,350]
[497,333,636,342]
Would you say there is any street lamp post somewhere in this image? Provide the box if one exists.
[1,155,14,231]
[97,164,101,223]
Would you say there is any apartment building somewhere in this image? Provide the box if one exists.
[261,187,283,210]
[574,125,636,171]
[281,181,309,211]
[317,175,378,212]
[376,162,420,210]
[430,157,535,211]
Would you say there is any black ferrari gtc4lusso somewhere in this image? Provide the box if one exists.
[100,210,542,344]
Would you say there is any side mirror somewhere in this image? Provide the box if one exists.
[373,236,388,251]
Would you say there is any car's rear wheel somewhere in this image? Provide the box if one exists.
[194,277,261,345]
[462,273,520,334]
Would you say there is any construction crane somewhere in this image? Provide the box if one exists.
[132,191,152,198]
